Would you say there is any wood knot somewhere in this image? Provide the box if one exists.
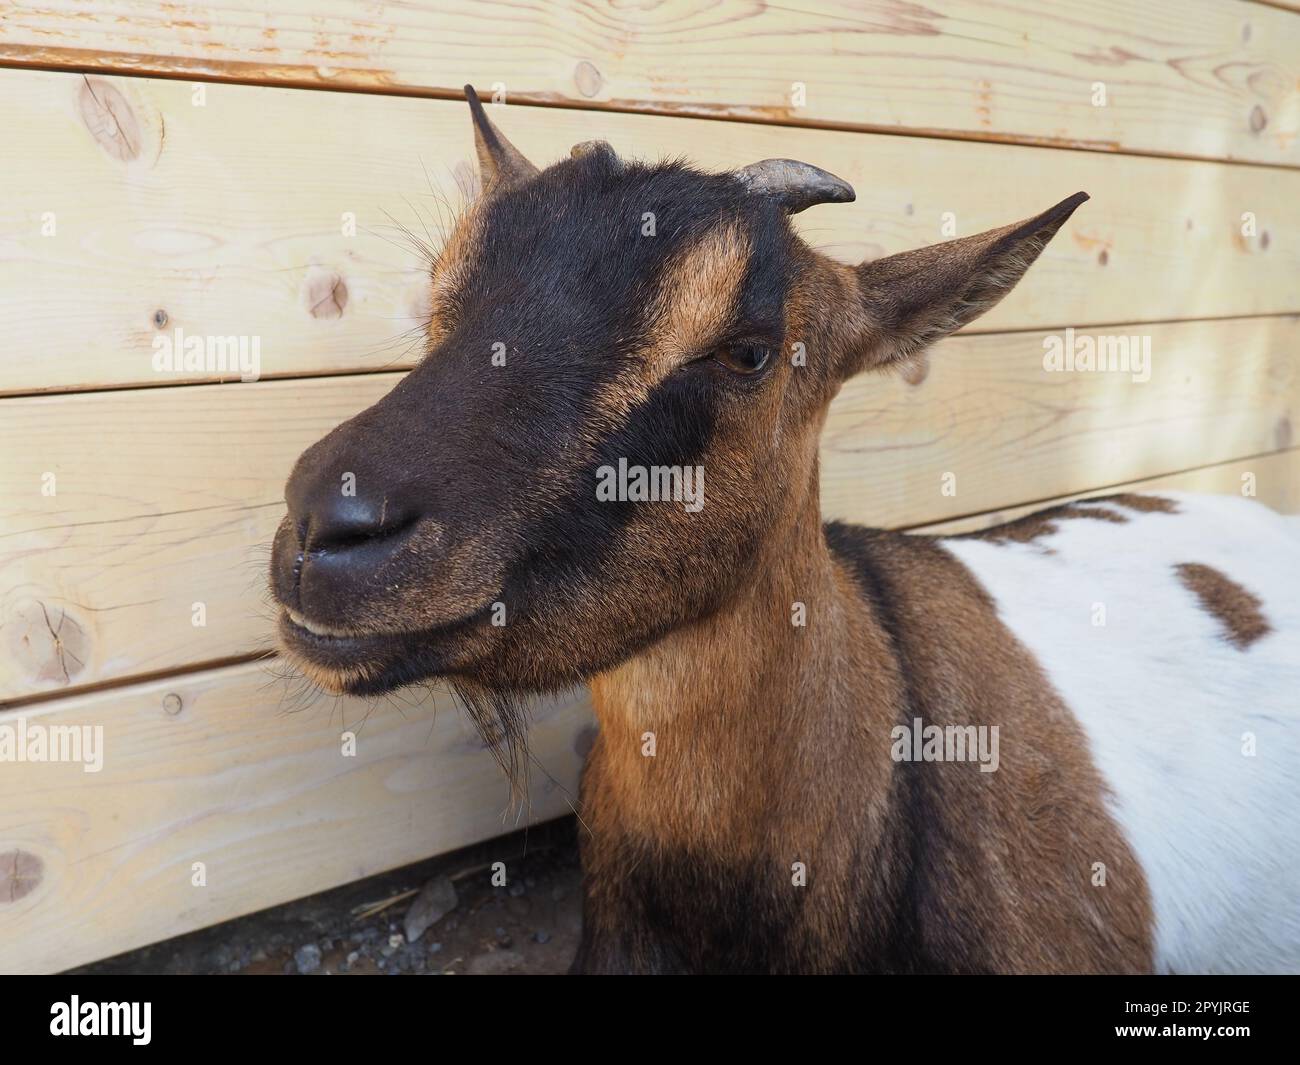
[78,76,144,162]
[7,601,90,688]
[301,267,348,319]
[1249,105,1267,133]
[574,60,603,99]
[0,849,44,903]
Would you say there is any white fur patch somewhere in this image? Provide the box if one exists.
[941,492,1300,974]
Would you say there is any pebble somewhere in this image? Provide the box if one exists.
[294,944,322,975]
[404,875,460,943]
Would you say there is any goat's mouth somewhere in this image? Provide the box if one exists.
[274,604,488,696]
[284,607,356,641]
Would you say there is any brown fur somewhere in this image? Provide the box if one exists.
[1175,562,1272,650]
[578,483,1154,973]
[949,493,1179,547]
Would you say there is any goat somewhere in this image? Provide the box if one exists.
[270,88,1300,974]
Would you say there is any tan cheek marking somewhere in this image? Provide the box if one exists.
[643,222,752,376]
[583,222,755,441]
[1175,562,1272,650]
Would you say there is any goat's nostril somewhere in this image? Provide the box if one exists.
[304,494,417,556]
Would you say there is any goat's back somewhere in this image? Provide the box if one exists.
[939,491,1300,973]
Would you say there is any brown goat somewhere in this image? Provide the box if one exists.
[271,90,1300,974]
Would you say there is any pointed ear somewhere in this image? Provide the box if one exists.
[464,85,539,193]
[844,192,1088,377]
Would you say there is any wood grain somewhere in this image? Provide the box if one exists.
[820,315,1300,528]
[0,661,592,974]
[1,69,1299,397]
[3,316,1296,701]
[0,1,1296,165]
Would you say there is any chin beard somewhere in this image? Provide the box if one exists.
[448,676,538,804]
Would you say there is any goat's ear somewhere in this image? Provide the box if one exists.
[843,192,1088,376]
[464,85,539,193]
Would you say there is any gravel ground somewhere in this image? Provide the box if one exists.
[71,818,583,975]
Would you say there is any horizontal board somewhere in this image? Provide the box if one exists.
[914,448,1300,534]
[2,69,1299,396]
[0,1,1297,165]
[2,315,1296,701]
[820,314,1300,527]
[0,662,592,974]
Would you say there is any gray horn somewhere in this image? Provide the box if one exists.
[734,158,856,214]
[571,139,616,160]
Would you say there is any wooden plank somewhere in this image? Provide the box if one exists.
[820,315,1300,528]
[2,69,1300,396]
[0,1,1296,166]
[914,448,1300,534]
[0,662,592,974]
[3,315,1296,701]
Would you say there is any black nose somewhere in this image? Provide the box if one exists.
[302,492,413,553]
[285,461,418,566]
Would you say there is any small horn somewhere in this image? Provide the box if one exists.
[734,158,855,214]
[464,85,539,192]
[571,139,621,167]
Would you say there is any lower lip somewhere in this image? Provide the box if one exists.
[279,611,375,651]
[277,604,485,649]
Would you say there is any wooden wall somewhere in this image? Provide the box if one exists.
[1,1,1297,973]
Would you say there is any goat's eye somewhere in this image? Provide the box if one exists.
[713,343,771,374]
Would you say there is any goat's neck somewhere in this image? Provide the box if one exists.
[587,478,901,850]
